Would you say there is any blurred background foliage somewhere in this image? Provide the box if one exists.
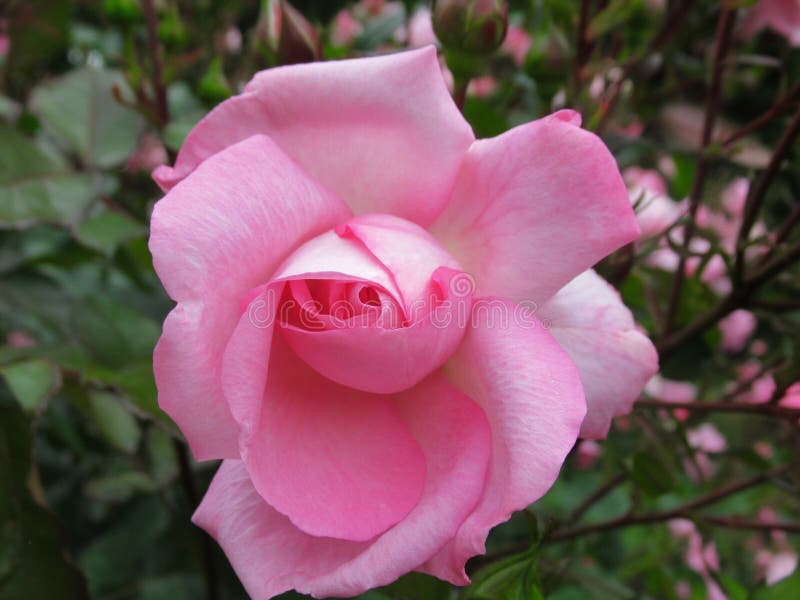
[0,0,799,598]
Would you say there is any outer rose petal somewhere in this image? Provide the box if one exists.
[538,270,659,439]
[150,135,349,460]
[153,47,474,226]
[193,373,491,599]
[431,110,639,305]
[421,300,586,583]
[224,321,426,542]
[149,135,350,304]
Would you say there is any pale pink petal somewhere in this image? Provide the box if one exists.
[193,373,492,598]
[765,551,798,586]
[150,136,349,460]
[719,309,757,353]
[280,268,471,393]
[539,270,658,439]
[431,111,639,305]
[337,213,462,307]
[153,302,240,459]
[408,6,436,47]
[223,323,426,541]
[687,423,727,454]
[264,223,471,393]
[421,300,586,582]
[154,47,473,226]
[149,135,350,304]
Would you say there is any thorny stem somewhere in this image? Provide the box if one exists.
[662,4,736,336]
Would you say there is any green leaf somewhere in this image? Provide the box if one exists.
[0,402,89,600]
[381,572,451,600]
[0,359,60,411]
[29,67,145,169]
[75,210,145,255]
[0,125,96,228]
[630,451,675,497]
[87,389,141,453]
[464,550,544,600]
[84,470,156,503]
[71,296,160,369]
[78,496,170,596]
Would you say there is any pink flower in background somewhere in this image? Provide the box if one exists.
[646,375,697,420]
[407,6,436,47]
[732,360,776,404]
[468,75,498,98]
[742,0,800,47]
[752,507,799,585]
[331,10,363,46]
[503,24,532,65]
[719,309,757,353]
[623,167,684,240]
[575,440,602,469]
[669,519,727,599]
[149,47,656,598]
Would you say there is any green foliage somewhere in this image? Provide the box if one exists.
[1,0,799,598]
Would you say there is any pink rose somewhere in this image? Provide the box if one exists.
[719,309,757,353]
[149,47,656,598]
[742,0,800,47]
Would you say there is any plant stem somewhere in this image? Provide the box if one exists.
[545,465,791,543]
[142,0,169,128]
[662,5,735,336]
[636,399,800,420]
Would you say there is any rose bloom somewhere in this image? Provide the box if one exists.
[742,0,800,47]
[149,47,657,598]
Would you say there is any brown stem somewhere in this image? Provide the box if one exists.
[570,473,627,522]
[657,239,800,359]
[142,0,169,128]
[595,0,695,134]
[636,399,800,420]
[758,202,800,266]
[734,108,800,284]
[173,440,219,600]
[700,515,800,534]
[662,5,736,336]
[546,465,791,543]
[722,79,800,148]
[574,0,593,88]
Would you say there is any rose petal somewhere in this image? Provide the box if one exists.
[421,299,586,582]
[153,302,240,459]
[280,267,471,393]
[150,135,349,460]
[149,135,350,304]
[193,373,491,598]
[431,110,639,305]
[154,47,474,226]
[539,270,658,439]
[224,325,426,542]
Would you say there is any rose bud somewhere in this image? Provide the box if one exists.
[265,0,323,65]
[432,0,509,56]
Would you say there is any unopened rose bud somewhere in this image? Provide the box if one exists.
[432,0,508,55]
[273,0,322,65]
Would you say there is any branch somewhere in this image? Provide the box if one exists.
[636,399,800,420]
[657,238,800,359]
[721,79,800,148]
[734,107,800,284]
[662,5,736,335]
[142,0,169,128]
[594,0,695,134]
[570,473,627,523]
[700,515,800,534]
[545,465,791,543]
